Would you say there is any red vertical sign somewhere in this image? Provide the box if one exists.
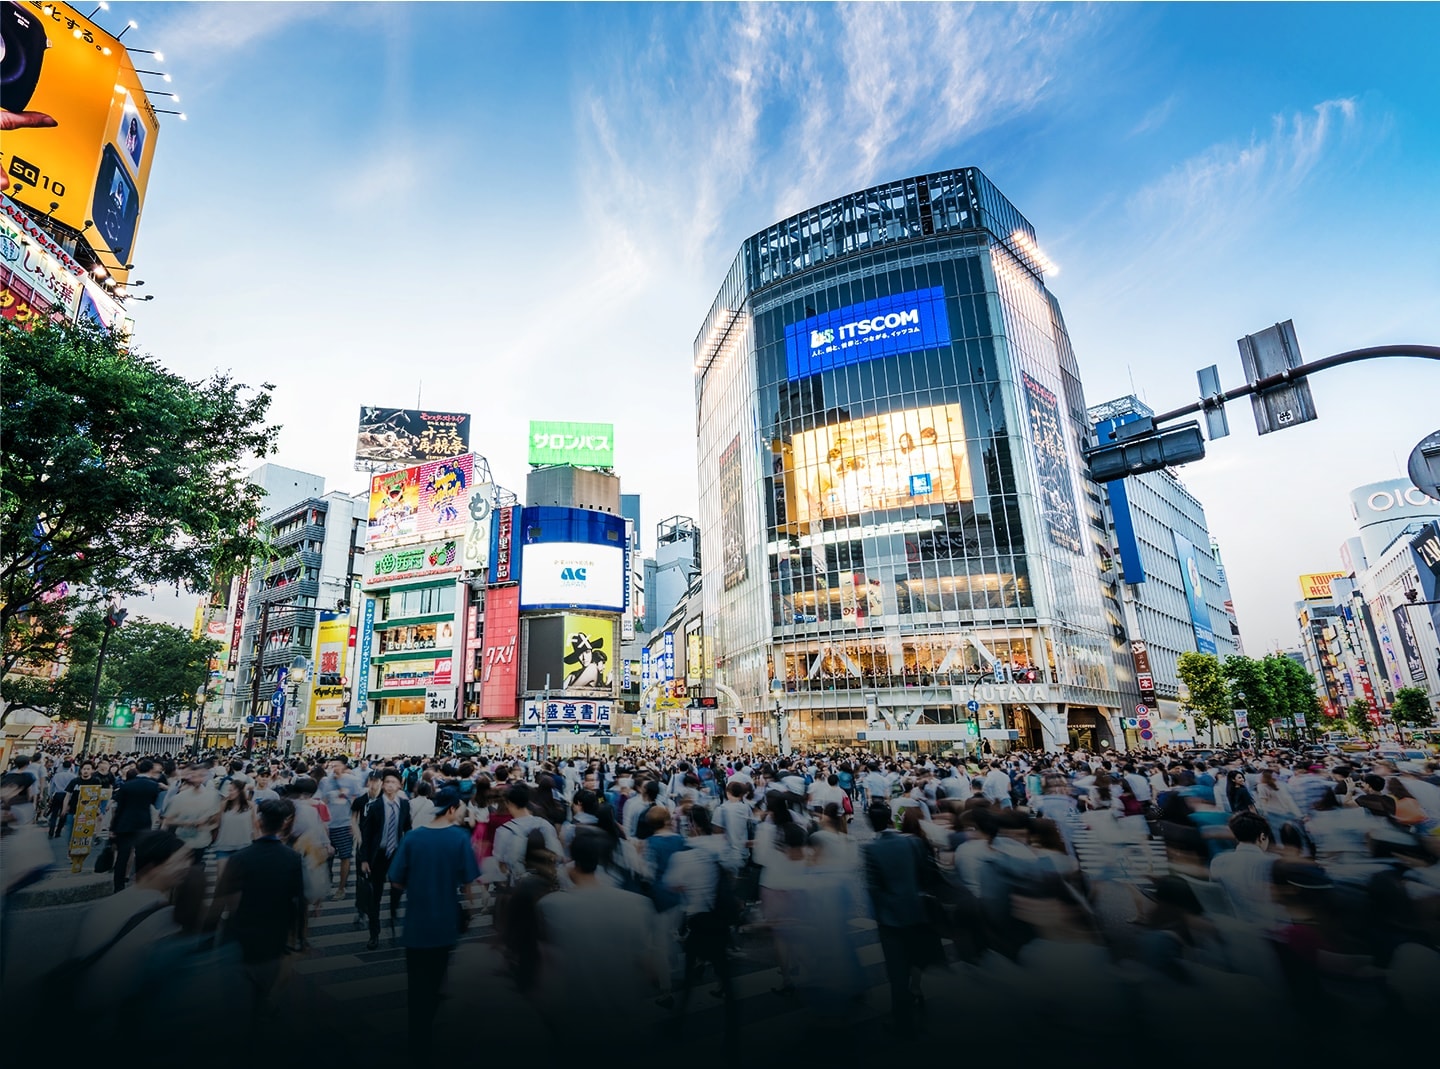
[479,585,520,720]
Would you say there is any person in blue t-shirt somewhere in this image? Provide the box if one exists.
[388,786,479,1052]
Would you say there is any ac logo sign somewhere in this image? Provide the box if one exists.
[560,567,588,581]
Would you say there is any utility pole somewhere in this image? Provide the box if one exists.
[540,673,550,764]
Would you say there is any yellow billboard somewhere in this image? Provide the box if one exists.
[791,402,973,523]
[1,3,160,280]
[1298,571,1347,601]
[307,614,350,728]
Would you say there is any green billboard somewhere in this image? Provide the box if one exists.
[528,421,616,468]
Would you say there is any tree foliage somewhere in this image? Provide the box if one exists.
[1392,687,1436,730]
[1,319,278,691]
[1346,698,1376,738]
[1262,653,1322,734]
[1177,651,1231,743]
[1223,655,1280,735]
[107,618,220,727]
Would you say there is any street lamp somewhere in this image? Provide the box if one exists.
[81,598,127,755]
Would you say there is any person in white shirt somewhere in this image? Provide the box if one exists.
[1209,810,1283,929]
[982,763,1013,808]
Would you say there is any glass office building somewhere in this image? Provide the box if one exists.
[693,168,1130,750]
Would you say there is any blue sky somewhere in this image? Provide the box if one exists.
[116,2,1439,652]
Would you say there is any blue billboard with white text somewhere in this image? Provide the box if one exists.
[784,286,951,380]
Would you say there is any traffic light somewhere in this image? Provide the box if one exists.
[111,704,133,728]
[1084,420,1207,482]
[964,719,979,737]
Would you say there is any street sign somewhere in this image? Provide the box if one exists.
[1124,717,1140,729]
[966,700,980,713]
[1407,430,1440,499]
[1240,728,1253,741]
[1238,320,1317,435]
[1135,704,1148,716]
[1196,364,1230,440]
[1139,729,1154,740]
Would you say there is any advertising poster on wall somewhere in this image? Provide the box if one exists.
[1,2,159,278]
[1172,533,1219,655]
[1410,520,1440,639]
[685,622,703,685]
[1020,372,1083,554]
[719,434,749,590]
[307,613,349,728]
[368,454,476,546]
[418,453,473,537]
[524,614,614,695]
[368,466,421,544]
[1393,605,1428,683]
[791,403,973,523]
[354,407,470,470]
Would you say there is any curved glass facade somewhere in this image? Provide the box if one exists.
[695,169,1129,750]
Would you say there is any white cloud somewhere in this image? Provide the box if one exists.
[1126,98,1360,253]
[145,1,337,59]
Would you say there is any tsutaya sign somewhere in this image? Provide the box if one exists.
[955,683,1054,705]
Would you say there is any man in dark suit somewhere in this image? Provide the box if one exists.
[861,802,933,1029]
[359,768,411,949]
[107,759,166,891]
[210,798,304,1031]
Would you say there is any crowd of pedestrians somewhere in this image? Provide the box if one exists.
[2,739,1438,1057]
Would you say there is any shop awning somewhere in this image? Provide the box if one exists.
[337,724,370,736]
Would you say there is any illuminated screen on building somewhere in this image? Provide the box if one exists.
[790,403,972,523]
[784,287,951,380]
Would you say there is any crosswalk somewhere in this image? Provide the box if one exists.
[271,884,914,1044]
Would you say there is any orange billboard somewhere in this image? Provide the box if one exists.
[1,2,161,280]
[1298,571,1347,600]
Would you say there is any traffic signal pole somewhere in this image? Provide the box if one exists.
[1147,344,1440,429]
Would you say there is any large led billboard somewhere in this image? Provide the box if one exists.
[525,614,615,696]
[519,542,625,612]
[790,403,972,523]
[355,407,470,470]
[784,286,951,381]
[528,421,615,468]
[1,2,159,278]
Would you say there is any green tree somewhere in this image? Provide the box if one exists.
[1177,651,1231,745]
[1346,698,1377,738]
[1263,652,1323,740]
[107,618,220,728]
[0,606,123,722]
[1391,686,1436,734]
[1223,655,1280,738]
[1,319,277,720]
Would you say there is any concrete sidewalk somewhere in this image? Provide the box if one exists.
[5,825,114,908]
